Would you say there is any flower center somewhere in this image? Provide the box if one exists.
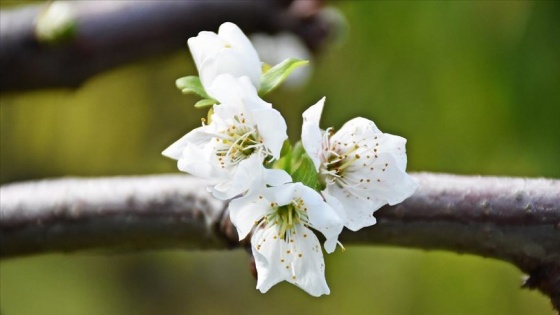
[253,197,312,281]
[318,128,388,201]
[257,198,309,241]
[319,128,362,185]
[213,114,269,169]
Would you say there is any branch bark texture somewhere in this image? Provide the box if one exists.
[1,173,558,308]
[0,0,330,92]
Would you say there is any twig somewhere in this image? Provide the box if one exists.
[1,173,558,308]
[0,0,330,92]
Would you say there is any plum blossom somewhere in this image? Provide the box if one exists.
[188,22,262,93]
[302,97,418,231]
[229,182,344,296]
[164,21,420,297]
[162,74,287,199]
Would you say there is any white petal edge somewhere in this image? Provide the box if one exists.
[301,97,326,171]
[252,224,330,297]
[295,183,343,253]
[228,197,269,241]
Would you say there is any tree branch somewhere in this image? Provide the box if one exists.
[1,173,558,308]
[0,0,330,92]
[0,175,227,256]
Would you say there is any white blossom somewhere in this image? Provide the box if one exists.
[188,22,262,92]
[302,97,418,231]
[229,182,344,296]
[162,74,287,199]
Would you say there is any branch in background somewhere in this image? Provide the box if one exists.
[1,173,558,308]
[0,0,331,92]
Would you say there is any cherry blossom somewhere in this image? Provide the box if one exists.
[163,74,287,199]
[188,22,262,92]
[302,97,418,231]
[229,182,343,296]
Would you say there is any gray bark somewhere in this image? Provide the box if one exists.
[1,173,558,308]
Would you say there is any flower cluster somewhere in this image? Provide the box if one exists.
[163,22,417,297]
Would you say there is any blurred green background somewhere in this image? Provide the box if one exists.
[1,1,558,314]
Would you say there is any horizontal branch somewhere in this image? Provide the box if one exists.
[0,175,227,256]
[1,173,559,308]
[343,174,560,268]
[0,0,330,92]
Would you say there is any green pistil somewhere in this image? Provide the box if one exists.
[274,205,302,240]
[325,144,361,176]
[217,128,261,165]
[239,135,257,156]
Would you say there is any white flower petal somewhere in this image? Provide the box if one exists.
[263,184,295,207]
[208,75,287,160]
[295,184,343,253]
[209,75,287,159]
[376,133,408,170]
[209,154,262,200]
[264,168,292,187]
[363,154,418,205]
[252,107,288,159]
[251,224,290,293]
[229,196,270,241]
[263,183,344,253]
[288,225,330,296]
[234,183,342,296]
[161,126,210,160]
[196,54,222,91]
[177,143,225,181]
[165,74,288,199]
[209,156,291,200]
[187,32,221,71]
[188,22,262,91]
[161,133,191,161]
[301,102,417,231]
[301,97,326,171]
[252,224,330,297]
[324,187,378,231]
[321,191,348,227]
[335,116,382,138]
[207,74,251,106]
[218,22,262,87]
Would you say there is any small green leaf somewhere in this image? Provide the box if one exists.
[290,141,306,167]
[291,153,320,190]
[259,58,309,95]
[175,76,212,99]
[279,140,292,159]
[273,140,293,172]
[272,140,319,189]
[194,99,218,108]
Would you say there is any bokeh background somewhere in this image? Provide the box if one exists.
[1,1,559,314]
